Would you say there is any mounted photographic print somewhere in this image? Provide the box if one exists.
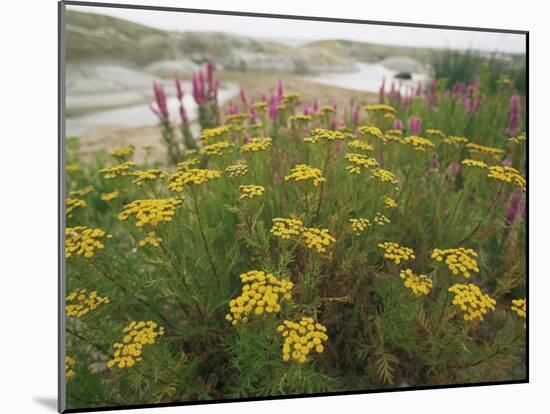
[59,1,528,412]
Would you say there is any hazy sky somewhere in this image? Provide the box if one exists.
[68,4,526,54]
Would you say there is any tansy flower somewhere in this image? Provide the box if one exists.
[65,356,76,380]
[69,186,93,197]
[382,196,397,209]
[101,191,119,202]
[374,212,391,226]
[487,166,526,191]
[225,270,293,325]
[176,158,199,171]
[200,126,232,143]
[378,242,415,265]
[348,139,374,152]
[132,169,166,185]
[402,135,435,151]
[364,104,397,115]
[99,162,136,179]
[358,125,384,141]
[118,199,181,227]
[225,162,248,178]
[168,169,221,191]
[200,140,234,156]
[225,113,250,125]
[443,136,469,146]
[462,159,488,169]
[111,145,135,160]
[66,163,80,173]
[285,164,325,186]
[425,129,445,139]
[302,227,336,253]
[66,197,86,216]
[270,218,304,240]
[511,298,526,329]
[345,153,379,174]
[350,218,370,235]
[384,129,403,143]
[239,185,265,200]
[466,142,505,160]
[448,283,496,322]
[431,247,479,278]
[240,137,272,153]
[371,168,398,185]
[107,321,164,369]
[399,269,433,296]
[66,288,109,318]
[277,317,328,364]
[66,226,111,258]
[305,128,350,143]
[281,92,301,106]
[251,102,268,112]
[289,114,312,127]
[509,132,526,144]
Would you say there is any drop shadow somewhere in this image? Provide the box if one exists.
[33,397,57,412]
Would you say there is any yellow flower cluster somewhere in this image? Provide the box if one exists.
[509,132,526,144]
[270,218,304,240]
[384,129,403,142]
[139,231,162,247]
[345,153,379,174]
[66,197,86,216]
[364,104,397,115]
[200,126,232,143]
[305,128,349,143]
[69,186,93,197]
[487,166,526,191]
[107,321,164,369]
[443,135,469,146]
[378,242,416,264]
[168,169,222,191]
[282,92,301,106]
[350,218,370,235]
[132,169,166,185]
[431,248,479,278]
[101,191,119,201]
[239,185,265,200]
[374,212,391,226]
[225,113,250,125]
[111,145,135,160]
[251,102,268,112]
[358,125,384,141]
[383,196,397,209]
[66,226,111,258]
[302,227,336,253]
[285,164,325,186]
[371,168,398,184]
[225,270,294,325]
[277,318,328,363]
[432,247,479,278]
[200,140,234,156]
[462,159,488,169]
[402,135,436,151]
[399,269,433,296]
[466,142,505,159]
[225,162,248,178]
[66,356,76,379]
[319,105,335,115]
[66,163,80,173]
[511,298,526,327]
[289,115,313,125]
[118,198,182,227]
[66,288,109,317]
[448,283,496,321]
[348,139,374,152]
[99,162,136,179]
[425,129,445,139]
[176,158,199,171]
[240,137,272,153]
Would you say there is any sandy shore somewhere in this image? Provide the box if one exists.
[72,71,378,163]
